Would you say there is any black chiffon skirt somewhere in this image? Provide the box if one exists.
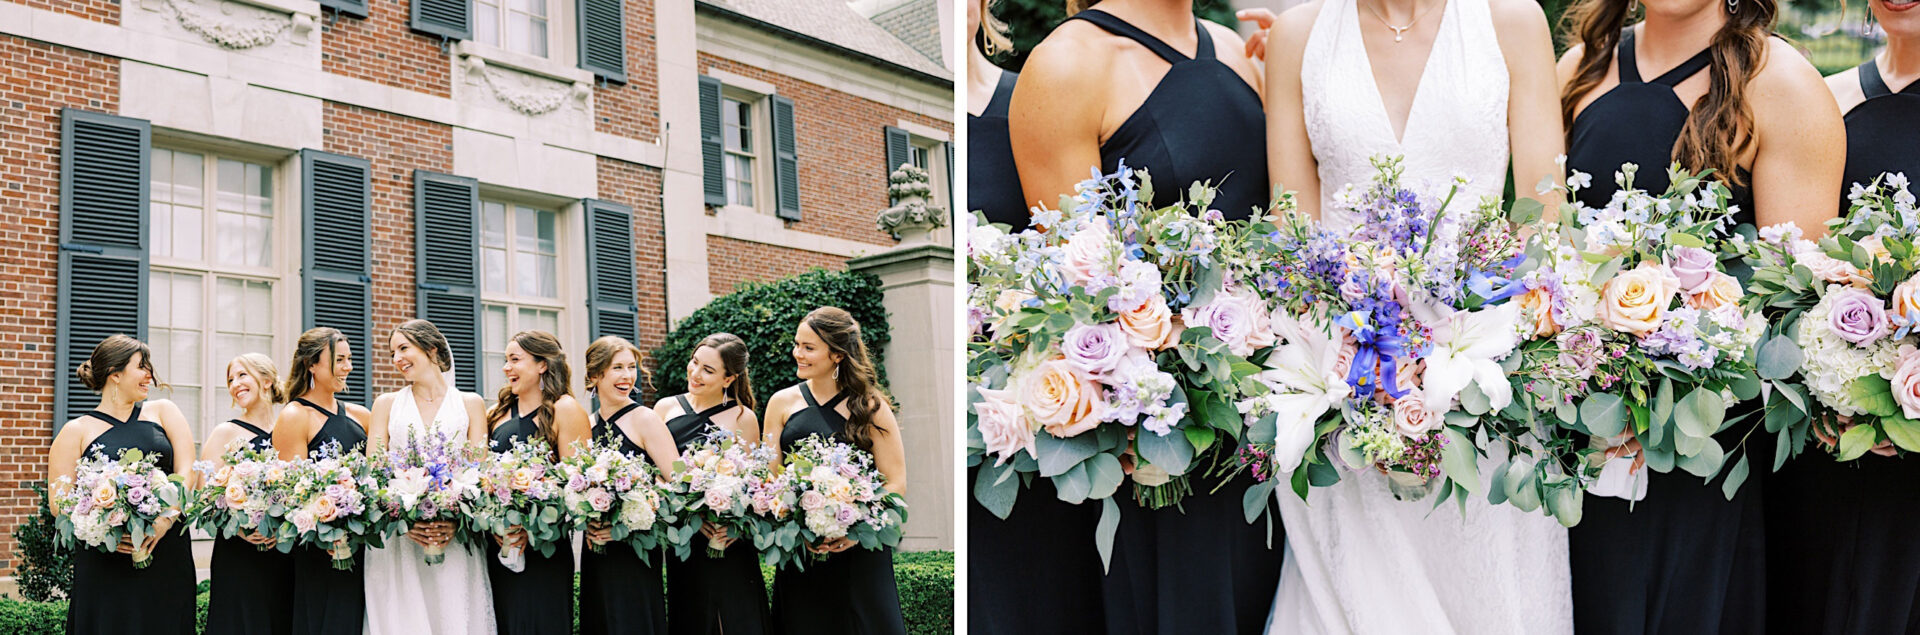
[966,467,1107,634]
[579,542,667,635]
[1100,470,1285,635]
[771,546,906,635]
[667,536,772,635]
[1766,450,1920,634]
[1569,428,1768,634]
[488,541,577,634]
[289,545,365,635]
[204,535,295,635]
[68,529,196,635]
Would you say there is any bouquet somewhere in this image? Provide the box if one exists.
[468,438,568,570]
[276,441,393,569]
[380,426,483,565]
[966,162,1281,565]
[1741,172,1920,461]
[188,446,290,551]
[555,441,674,563]
[1504,161,1781,511]
[671,428,774,560]
[53,448,186,568]
[781,435,907,566]
[1240,156,1541,518]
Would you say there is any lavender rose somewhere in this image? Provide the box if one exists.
[1061,322,1130,376]
[1827,287,1891,345]
[1181,292,1258,356]
[1664,245,1718,294]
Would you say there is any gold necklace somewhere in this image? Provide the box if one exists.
[1362,0,1435,43]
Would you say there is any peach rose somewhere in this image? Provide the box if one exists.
[1598,262,1682,336]
[1060,223,1115,286]
[1892,345,1920,421]
[1516,286,1560,337]
[1392,393,1440,437]
[510,467,534,492]
[91,480,116,508]
[224,483,249,508]
[1799,249,1867,287]
[1119,295,1178,350]
[1019,358,1103,438]
[311,496,339,523]
[210,465,233,488]
[1892,277,1920,331]
[993,289,1035,315]
[974,387,1036,466]
[1687,272,1744,311]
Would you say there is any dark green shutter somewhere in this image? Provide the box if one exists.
[301,149,373,407]
[582,199,639,345]
[884,126,912,197]
[698,75,725,207]
[413,170,483,395]
[317,0,367,19]
[411,0,470,40]
[576,0,626,83]
[55,109,150,428]
[770,95,800,221]
[945,141,954,218]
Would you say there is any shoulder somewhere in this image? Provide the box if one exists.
[1273,1,1323,42]
[1487,0,1549,40]
[344,402,372,421]
[651,395,680,411]
[766,386,804,412]
[554,395,589,416]
[372,392,397,410]
[460,392,486,408]
[144,398,184,420]
[1556,42,1588,75]
[623,403,664,426]
[1200,18,1249,52]
[1826,66,1865,113]
[1749,39,1837,113]
[1020,20,1118,95]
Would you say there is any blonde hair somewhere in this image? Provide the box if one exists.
[227,353,287,407]
[980,0,1012,57]
[1066,0,1098,16]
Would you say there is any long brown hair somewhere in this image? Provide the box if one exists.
[1560,0,1775,187]
[487,331,570,451]
[284,328,347,399]
[584,335,649,400]
[391,319,454,375]
[78,334,163,393]
[803,307,888,452]
[696,333,756,414]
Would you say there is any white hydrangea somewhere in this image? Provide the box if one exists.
[1797,286,1905,415]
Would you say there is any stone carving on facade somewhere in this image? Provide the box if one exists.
[153,0,312,49]
[461,55,590,117]
[877,164,947,245]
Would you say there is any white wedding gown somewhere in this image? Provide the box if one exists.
[362,385,495,634]
[1267,0,1574,632]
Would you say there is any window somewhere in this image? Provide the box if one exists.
[147,149,280,444]
[476,0,550,57]
[909,137,950,208]
[480,200,565,400]
[722,97,756,208]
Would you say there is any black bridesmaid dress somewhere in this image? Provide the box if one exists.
[1762,58,1920,635]
[487,404,577,635]
[769,385,906,635]
[1067,10,1271,222]
[579,402,668,635]
[288,397,368,635]
[1042,12,1282,634]
[1564,28,1768,635]
[664,394,772,635]
[67,403,196,635]
[204,420,295,635]
[970,69,1030,230]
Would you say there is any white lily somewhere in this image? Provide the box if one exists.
[1251,311,1353,473]
[1409,299,1522,413]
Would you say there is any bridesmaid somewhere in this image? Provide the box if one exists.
[48,335,197,635]
[1764,10,1920,633]
[763,309,907,635]
[1556,0,1843,631]
[1009,2,1281,631]
[967,0,1029,230]
[202,353,293,635]
[485,330,590,634]
[654,333,772,635]
[273,327,372,635]
[579,335,678,635]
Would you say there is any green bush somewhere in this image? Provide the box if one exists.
[652,268,891,418]
[0,598,64,634]
[12,482,72,602]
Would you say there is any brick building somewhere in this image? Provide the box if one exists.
[0,0,952,580]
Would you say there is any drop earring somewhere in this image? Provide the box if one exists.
[1726,0,1739,15]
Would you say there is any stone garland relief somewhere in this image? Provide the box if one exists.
[144,0,314,49]
[459,55,591,117]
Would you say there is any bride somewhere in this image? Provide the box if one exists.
[1260,0,1571,631]
[362,320,495,633]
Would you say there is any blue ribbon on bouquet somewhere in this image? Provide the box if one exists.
[1335,309,1413,401]
[1465,253,1529,304]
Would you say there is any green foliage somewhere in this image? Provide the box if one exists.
[988,0,1238,71]
[12,482,72,602]
[652,268,891,419]
[0,598,65,634]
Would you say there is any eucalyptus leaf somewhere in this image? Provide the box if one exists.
[1549,483,1583,527]
[1249,412,1278,445]
[1675,389,1725,438]
[1487,461,1512,506]
[1085,453,1125,500]
[1137,426,1195,475]
[1055,463,1092,504]
[1756,336,1805,380]
[1677,438,1726,477]
[1441,427,1482,494]
[1096,498,1119,572]
[1243,477,1278,524]
[1720,454,1750,501]
[1580,393,1628,438]
[1036,433,1101,477]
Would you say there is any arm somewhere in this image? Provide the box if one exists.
[761,390,795,463]
[46,424,85,516]
[867,396,907,497]
[1009,27,1113,215]
[367,394,392,454]
[150,400,198,481]
[272,405,313,461]
[1264,4,1323,219]
[552,396,591,460]
[630,409,681,474]
[1493,0,1566,212]
[1749,39,1846,239]
[197,425,239,489]
[464,394,490,447]
[729,409,763,450]
[1203,20,1265,96]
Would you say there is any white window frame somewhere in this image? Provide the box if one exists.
[146,143,298,448]
[470,0,574,64]
[712,78,776,218]
[479,193,572,402]
[908,136,949,212]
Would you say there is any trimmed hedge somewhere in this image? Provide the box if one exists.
[2,550,955,634]
[650,268,891,418]
[12,482,71,602]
